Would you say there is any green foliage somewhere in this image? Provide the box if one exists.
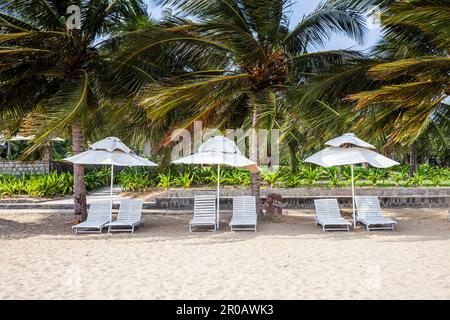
[157,172,173,190]
[261,168,285,188]
[119,169,153,192]
[0,172,75,197]
[390,171,407,187]
[283,172,302,188]
[325,167,341,187]
[300,166,323,186]
[84,168,111,191]
[221,169,251,186]
[341,167,362,186]
[175,171,194,189]
[1,163,449,198]
[407,173,426,187]
[366,168,386,185]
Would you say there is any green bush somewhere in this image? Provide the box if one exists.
[157,172,172,190]
[175,171,194,189]
[221,168,250,186]
[1,163,448,198]
[119,168,154,192]
[261,167,285,188]
[300,166,323,186]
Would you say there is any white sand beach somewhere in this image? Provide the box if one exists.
[0,208,449,300]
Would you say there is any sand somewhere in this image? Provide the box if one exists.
[0,208,449,300]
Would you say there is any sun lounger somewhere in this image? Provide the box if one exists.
[105,199,144,234]
[355,196,397,231]
[189,195,217,232]
[314,199,351,232]
[229,196,257,232]
[72,202,111,234]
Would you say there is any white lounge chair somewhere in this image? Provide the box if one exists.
[314,199,351,232]
[189,195,217,232]
[355,196,397,231]
[72,202,111,234]
[105,199,144,234]
[229,196,257,232]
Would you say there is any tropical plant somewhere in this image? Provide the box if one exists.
[407,173,426,187]
[175,171,194,189]
[131,0,369,212]
[390,171,406,187]
[0,0,155,220]
[348,0,450,167]
[119,170,153,192]
[261,167,285,188]
[325,167,341,187]
[341,167,362,186]
[283,173,302,188]
[221,169,250,186]
[366,168,386,185]
[429,175,445,187]
[157,172,172,190]
[300,166,323,186]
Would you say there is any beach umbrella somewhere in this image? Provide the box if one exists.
[304,133,399,228]
[172,136,259,228]
[0,133,64,156]
[64,137,158,220]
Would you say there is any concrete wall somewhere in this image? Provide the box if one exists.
[0,161,50,175]
[154,187,450,209]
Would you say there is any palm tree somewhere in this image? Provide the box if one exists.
[286,0,449,172]
[0,0,153,221]
[128,0,368,213]
[348,0,450,173]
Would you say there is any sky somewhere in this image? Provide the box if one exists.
[146,0,382,52]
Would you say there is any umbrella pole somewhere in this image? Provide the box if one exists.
[110,164,114,223]
[351,164,356,228]
[217,164,220,229]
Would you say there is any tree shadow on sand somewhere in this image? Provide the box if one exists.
[0,210,448,243]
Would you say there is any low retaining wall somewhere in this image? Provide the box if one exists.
[154,187,450,210]
[0,161,50,175]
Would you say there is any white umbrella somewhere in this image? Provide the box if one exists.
[64,137,158,220]
[304,133,399,228]
[172,136,259,228]
[0,134,64,142]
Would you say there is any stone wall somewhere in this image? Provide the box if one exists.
[0,161,50,175]
[154,187,450,209]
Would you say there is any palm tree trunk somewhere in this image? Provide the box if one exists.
[250,101,262,215]
[409,141,417,177]
[72,122,87,222]
[6,141,11,157]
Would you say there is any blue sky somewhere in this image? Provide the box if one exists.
[146,0,382,52]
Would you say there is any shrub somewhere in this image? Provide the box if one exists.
[366,168,386,185]
[324,167,340,187]
[119,170,153,192]
[407,173,426,187]
[390,171,407,187]
[261,167,285,188]
[175,171,194,189]
[157,172,172,190]
[299,166,323,186]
